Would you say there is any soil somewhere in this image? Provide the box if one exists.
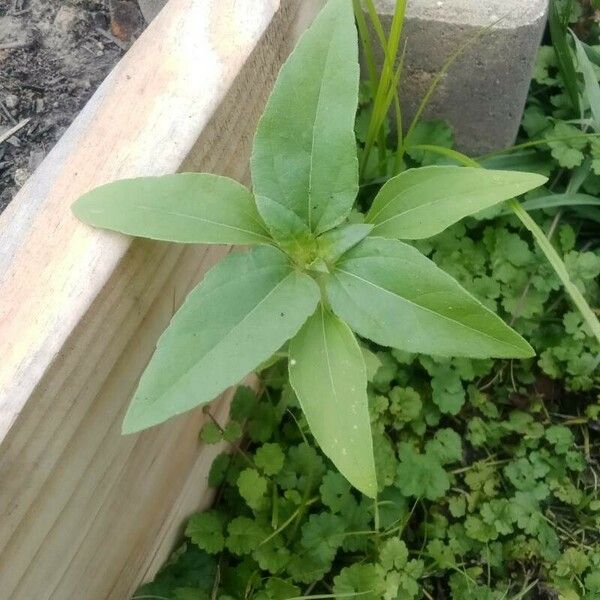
[0,0,144,212]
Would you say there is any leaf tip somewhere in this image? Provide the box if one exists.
[121,413,143,436]
[121,400,160,435]
[499,333,536,360]
[515,339,536,359]
[359,475,378,499]
[528,172,550,187]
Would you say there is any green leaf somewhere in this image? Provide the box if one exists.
[333,564,384,600]
[208,453,230,487]
[251,0,359,237]
[199,421,222,444]
[73,173,271,245]
[229,386,258,421]
[226,517,269,556]
[548,0,580,111]
[173,588,208,600]
[136,545,217,597]
[326,237,534,359]
[545,122,587,168]
[254,443,285,476]
[122,246,320,433]
[572,32,600,130]
[319,470,356,514]
[253,197,311,241]
[300,512,345,562]
[425,428,463,465]
[509,199,600,344]
[396,443,450,501]
[520,192,600,212]
[532,46,559,85]
[276,442,326,495]
[405,120,454,165]
[289,306,377,497]
[185,511,226,554]
[379,538,409,572]
[365,166,547,240]
[546,425,575,454]
[222,420,243,442]
[264,578,300,600]
[237,468,268,510]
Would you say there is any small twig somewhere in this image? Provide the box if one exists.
[210,560,220,600]
[95,28,128,51]
[203,408,255,468]
[0,118,31,146]
[0,41,32,50]
[0,100,17,125]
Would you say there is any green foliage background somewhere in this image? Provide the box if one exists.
[137,3,600,599]
[138,123,600,600]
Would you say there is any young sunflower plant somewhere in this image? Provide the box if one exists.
[73,0,546,497]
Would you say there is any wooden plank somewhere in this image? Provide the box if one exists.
[0,1,324,598]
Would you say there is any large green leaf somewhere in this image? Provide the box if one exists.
[326,237,534,359]
[123,246,320,433]
[251,0,359,238]
[572,32,600,131]
[366,166,547,240]
[73,173,271,245]
[289,305,377,497]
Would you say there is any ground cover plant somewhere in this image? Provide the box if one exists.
[73,0,600,597]
[135,7,600,592]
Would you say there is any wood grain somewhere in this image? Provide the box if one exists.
[0,1,324,598]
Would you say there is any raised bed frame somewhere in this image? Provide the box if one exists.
[0,1,324,598]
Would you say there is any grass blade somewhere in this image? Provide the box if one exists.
[509,198,600,343]
[572,31,600,130]
[520,192,600,211]
[548,0,580,112]
[477,132,600,160]
[410,145,600,343]
[358,0,408,176]
[400,14,504,164]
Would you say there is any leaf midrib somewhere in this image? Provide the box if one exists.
[371,180,524,230]
[320,307,340,411]
[135,204,271,242]
[307,19,341,231]
[367,172,439,223]
[148,268,302,407]
[334,268,524,353]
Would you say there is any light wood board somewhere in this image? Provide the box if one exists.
[0,1,324,598]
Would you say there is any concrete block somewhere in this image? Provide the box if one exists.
[374,0,549,154]
[138,0,547,154]
[137,0,167,23]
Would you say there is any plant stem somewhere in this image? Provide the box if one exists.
[509,198,600,342]
[477,132,600,161]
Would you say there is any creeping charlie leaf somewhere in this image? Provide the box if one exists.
[326,237,534,359]
[366,166,547,240]
[122,246,320,433]
[73,173,271,245]
[289,305,377,497]
[251,0,359,238]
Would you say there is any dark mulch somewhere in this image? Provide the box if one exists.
[0,0,145,213]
